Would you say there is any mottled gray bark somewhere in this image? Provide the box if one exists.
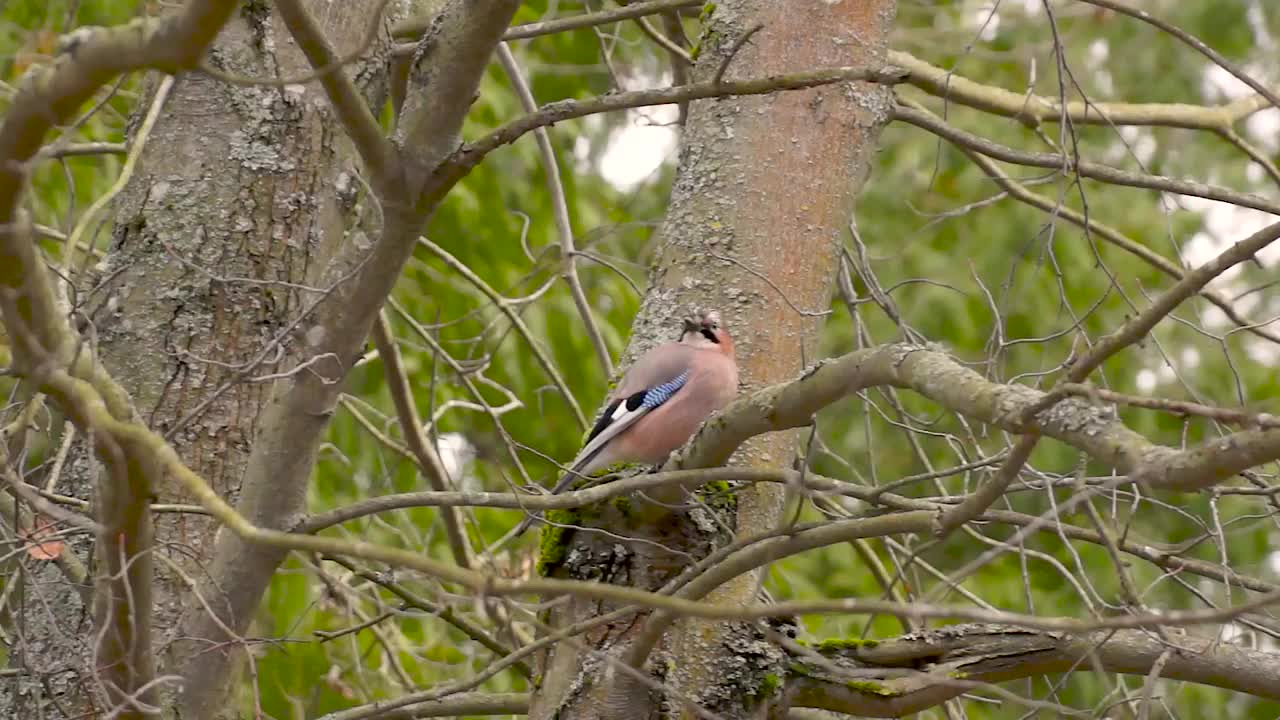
[172,0,521,716]
[530,2,899,719]
[0,3,387,717]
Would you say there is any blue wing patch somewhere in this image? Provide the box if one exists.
[642,370,689,409]
[556,370,693,495]
[583,371,690,447]
[623,370,689,412]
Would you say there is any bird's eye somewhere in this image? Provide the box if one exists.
[700,328,720,343]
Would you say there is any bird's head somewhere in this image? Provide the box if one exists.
[680,309,734,357]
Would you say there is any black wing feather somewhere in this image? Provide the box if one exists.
[583,389,652,446]
[584,398,624,445]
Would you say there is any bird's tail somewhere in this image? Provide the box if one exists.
[510,458,595,538]
[547,454,600,495]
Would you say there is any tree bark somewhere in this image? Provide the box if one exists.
[170,0,520,716]
[530,2,898,718]
[0,3,387,717]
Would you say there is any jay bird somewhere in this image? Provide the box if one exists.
[515,310,738,534]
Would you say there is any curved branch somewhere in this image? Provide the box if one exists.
[900,96,1280,346]
[787,625,1280,716]
[1076,0,1280,111]
[676,342,1280,493]
[423,65,909,205]
[892,104,1280,216]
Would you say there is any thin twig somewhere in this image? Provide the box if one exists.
[893,103,1280,217]
[36,142,127,159]
[415,236,588,428]
[64,75,174,272]
[1024,219,1280,421]
[1060,383,1280,428]
[201,0,393,87]
[428,64,910,203]
[392,0,700,41]
[714,23,763,85]
[896,98,1280,347]
[495,43,614,377]
[371,312,472,569]
[1077,0,1280,110]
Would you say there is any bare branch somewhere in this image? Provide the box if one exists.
[274,0,398,189]
[325,692,529,719]
[371,313,472,568]
[1059,383,1280,428]
[676,341,1280,494]
[889,49,1270,129]
[1076,0,1280,111]
[425,65,910,204]
[37,142,126,158]
[787,625,1280,716]
[893,103,1280,217]
[495,43,614,377]
[897,97,1280,347]
[392,0,700,42]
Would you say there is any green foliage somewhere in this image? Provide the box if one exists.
[7,1,1280,718]
[1,1,140,259]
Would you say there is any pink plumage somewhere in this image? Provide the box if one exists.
[551,310,738,493]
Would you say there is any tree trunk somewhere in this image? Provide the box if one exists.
[0,3,387,717]
[530,2,898,719]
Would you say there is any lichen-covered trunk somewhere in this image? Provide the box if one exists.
[0,4,386,718]
[530,2,897,719]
